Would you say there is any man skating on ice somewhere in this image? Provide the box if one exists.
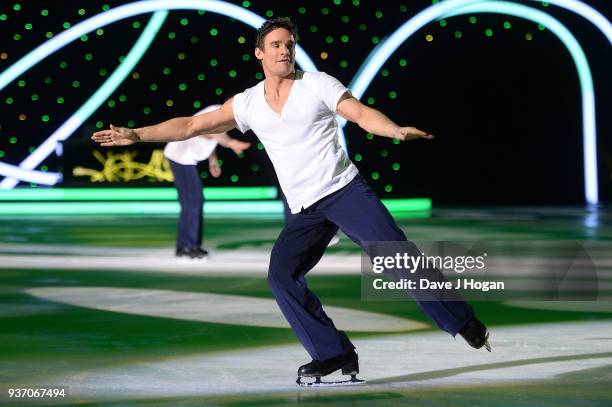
[93,17,490,386]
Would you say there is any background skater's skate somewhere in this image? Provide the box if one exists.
[296,350,365,387]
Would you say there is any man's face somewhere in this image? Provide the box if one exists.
[255,27,296,77]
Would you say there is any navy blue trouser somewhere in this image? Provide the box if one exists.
[268,174,475,361]
[169,159,203,249]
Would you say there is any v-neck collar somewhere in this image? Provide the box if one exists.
[262,71,298,118]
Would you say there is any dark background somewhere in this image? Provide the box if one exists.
[0,0,610,205]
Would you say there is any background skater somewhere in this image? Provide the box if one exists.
[163,104,251,259]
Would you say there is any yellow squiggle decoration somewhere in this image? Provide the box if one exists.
[73,149,174,182]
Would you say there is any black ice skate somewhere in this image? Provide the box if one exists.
[296,350,365,386]
[460,317,491,352]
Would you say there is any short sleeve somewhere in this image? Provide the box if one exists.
[232,91,251,133]
[314,72,350,113]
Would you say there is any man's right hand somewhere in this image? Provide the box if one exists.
[92,124,139,147]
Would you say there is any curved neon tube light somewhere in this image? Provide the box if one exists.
[524,0,611,44]
[0,162,61,185]
[0,0,322,188]
[444,1,598,205]
[347,0,600,204]
[0,11,168,188]
[0,0,316,92]
[0,163,61,186]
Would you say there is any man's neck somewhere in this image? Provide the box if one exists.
[264,70,296,97]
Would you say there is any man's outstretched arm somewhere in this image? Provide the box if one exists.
[92,98,237,146]
[336,92,433,141]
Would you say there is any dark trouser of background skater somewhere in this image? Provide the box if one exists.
[169,159,208,259]
[267,174,490,386]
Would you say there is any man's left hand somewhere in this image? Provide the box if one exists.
[393,127,434,141]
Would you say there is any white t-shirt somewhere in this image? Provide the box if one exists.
[163,105,221,165]
[232,71,358,214]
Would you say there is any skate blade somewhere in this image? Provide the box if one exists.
[296,376,366,387]
[177,256,209,263]
[483,331,491,352]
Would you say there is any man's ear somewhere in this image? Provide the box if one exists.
[255,46,264,61]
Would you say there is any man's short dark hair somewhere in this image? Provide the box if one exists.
[255,17,299,50]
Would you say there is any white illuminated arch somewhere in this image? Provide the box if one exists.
[0,0,321,188]
[0,12,169,186]
[347,0,603,204]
